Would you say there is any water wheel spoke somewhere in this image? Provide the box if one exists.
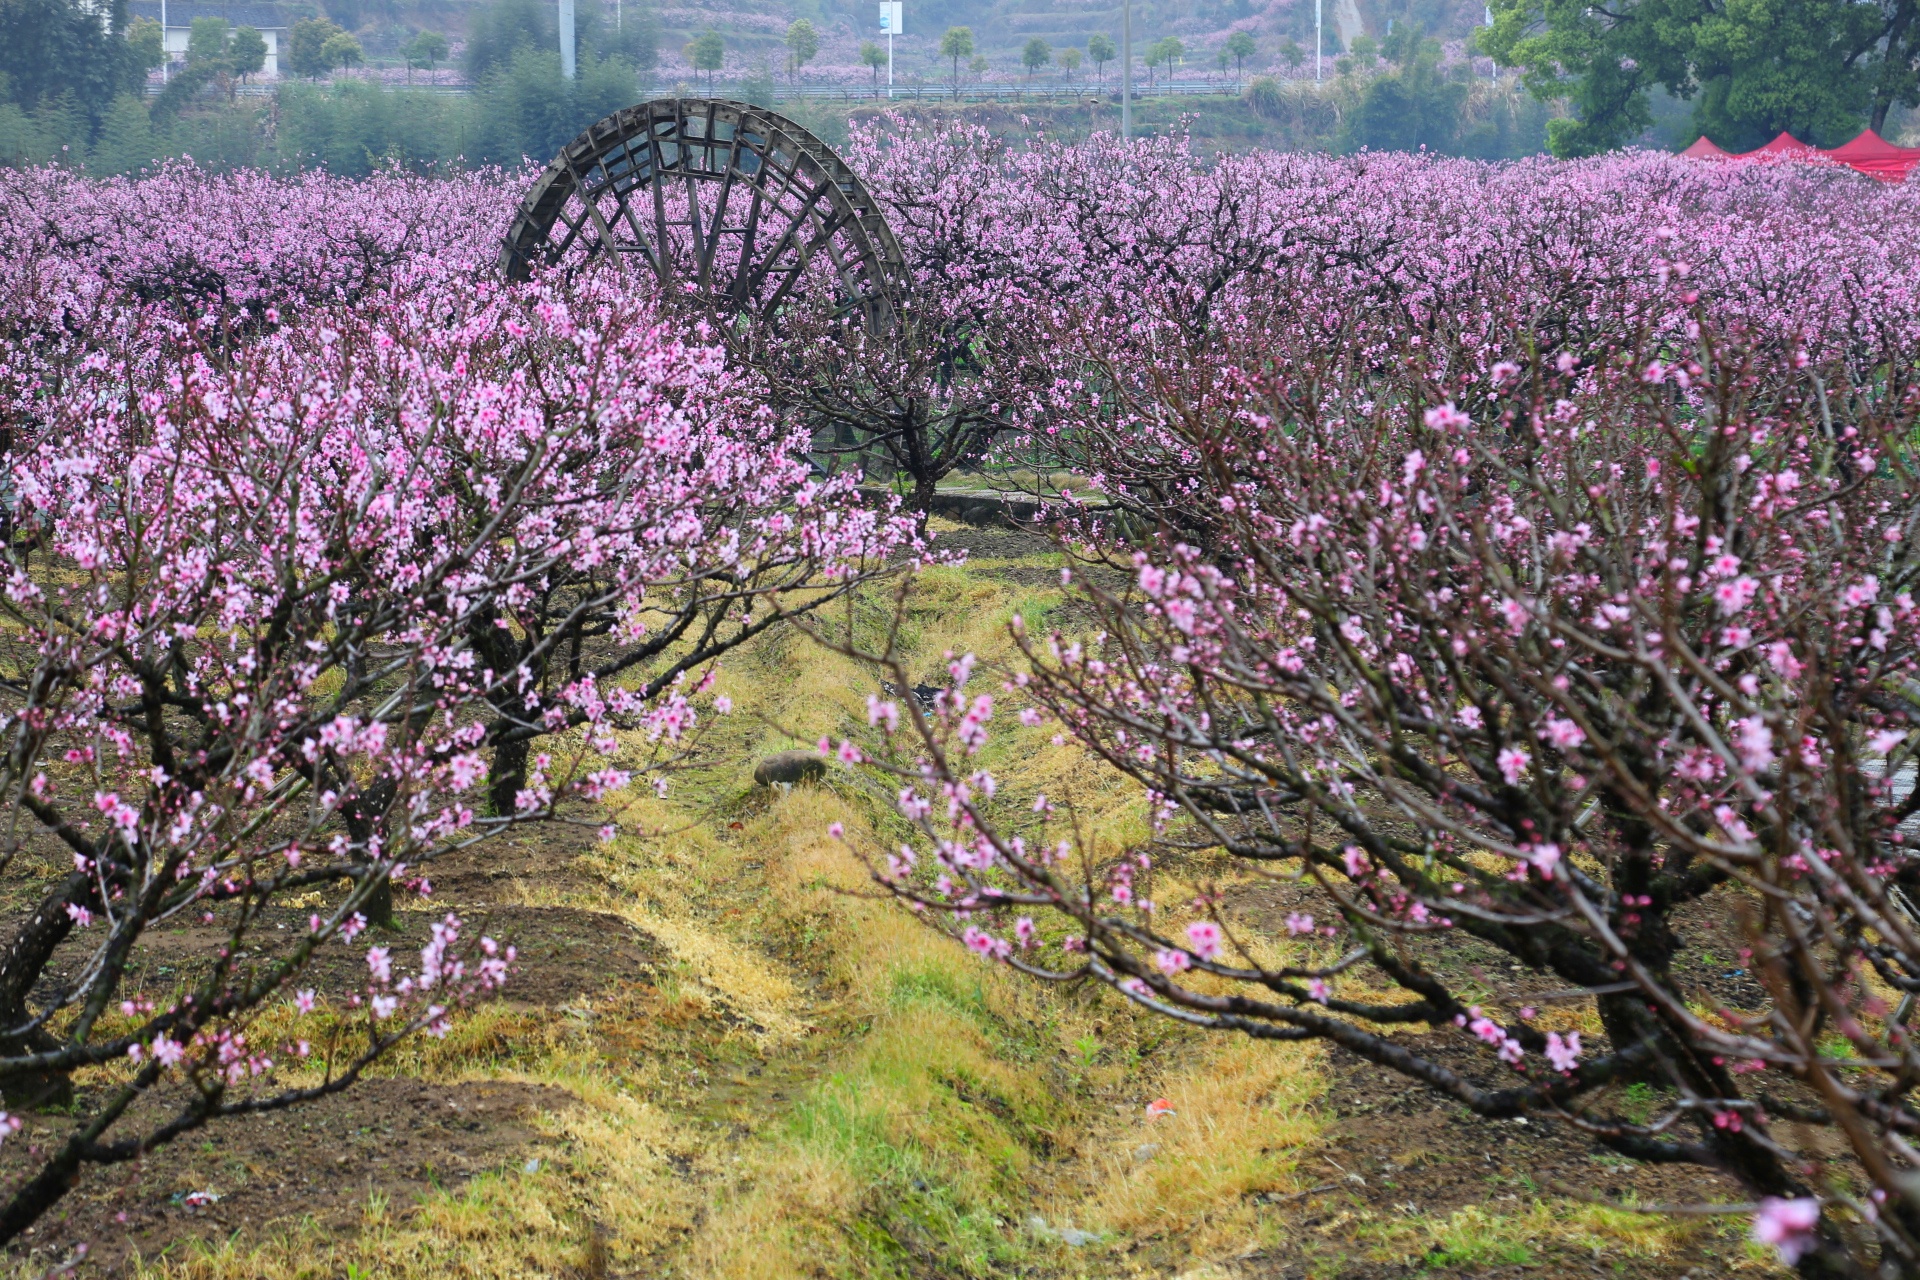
[500,98,906,336]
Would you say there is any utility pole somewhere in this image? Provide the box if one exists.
[1315,0,1322,82]
[1121,0,1132,140]
[880,3,899,99]
[559,0,576,79]
[161,0,169,82]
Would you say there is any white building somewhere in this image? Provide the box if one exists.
[128,1,286,79]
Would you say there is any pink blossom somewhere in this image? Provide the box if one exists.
[1541,718,1585,750]
[1498,747,1530,785]
[1186,920,1223,961]
[1713,575,1758,616]
[1750,1198,1821,1264]
[1545,1031,1581,1072]
[1734,716,1775,774]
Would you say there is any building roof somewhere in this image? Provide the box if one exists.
[128,0,288,29]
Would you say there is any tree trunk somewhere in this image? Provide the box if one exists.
[488,733,529,818]
[0,874,90,1110]
[1872,0,1918,134]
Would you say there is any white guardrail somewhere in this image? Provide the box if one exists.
[147,78,1244,101]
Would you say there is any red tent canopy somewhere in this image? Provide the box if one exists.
[1679,135,1733,160]
[1679,129,1920,182]
[1738,131,1826,160]
[1824,129,1920,183]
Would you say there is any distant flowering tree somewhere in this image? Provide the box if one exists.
[834,273,1920,1274]
[0,269,905,1241]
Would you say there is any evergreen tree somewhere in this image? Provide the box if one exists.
[1485,0,1920,157]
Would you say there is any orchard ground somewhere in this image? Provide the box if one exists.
[2,518,1781,1280]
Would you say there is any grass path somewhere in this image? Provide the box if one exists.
[44,522,1770,1280]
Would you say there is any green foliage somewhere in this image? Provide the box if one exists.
[860,38,885,87]
[463,0,550,82]
[586,0,657,73]
[403,30,449,79]
[685,29,723,89]
[1485,0,1920,157]
[1146,36,1185,81]
[1021,36,1050,77]
[277,78,474,172]
[186,16,228,67]
[90,92,156,171]
[476,46,637,161]
[1247,73,1282,113]
[1280,37,1305,69]
[286,18,345,79]
[147,57,220,121]
[739,55,775,107]
[0,0,146,127]
[1059,46,1082,75]
[1225,30,1256,76]
[785,18,818,78]
[321,31,364,71]
[941,24,974,92]
[1087,31,1116,81]
[1340,35,1467,152]
[125,17,164,75]
[229,26,268,80]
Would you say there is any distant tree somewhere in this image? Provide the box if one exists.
[463,0,550,82]
[1483,0,1920,155]
[1340,34,1464,152]
[939,25,972,98]
[1059,45,1081,82]
[404,29,448,83]
[1279,36,1304,72]
[321,31,364,73]
[685,29,723,92]
[1021,36,1050,82]
[0,0,147,124]
[125,16,165,76]
[1087,32,1115,88]
[229,25,268,81]
[1145,36,1182,88]
[1225,29,1255,81]
[186,15,228,65]
[1349,32,1377,70]
[287,18,345,79]
[968,54,987,80]
[592,0,658,74]
[860,38,885,93]
[785,18,817,84]
[1380,21,1421,66]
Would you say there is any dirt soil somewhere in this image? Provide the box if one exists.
[6,1078,567,1277]
[1234,1038,1750,1279]
[2,817,660,1277]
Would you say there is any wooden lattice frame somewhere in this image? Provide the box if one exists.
[500,98,907,331]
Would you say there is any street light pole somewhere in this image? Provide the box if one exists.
[559,0,576,79]
[1121,0,1132,140]
[1315,0,1322,82]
